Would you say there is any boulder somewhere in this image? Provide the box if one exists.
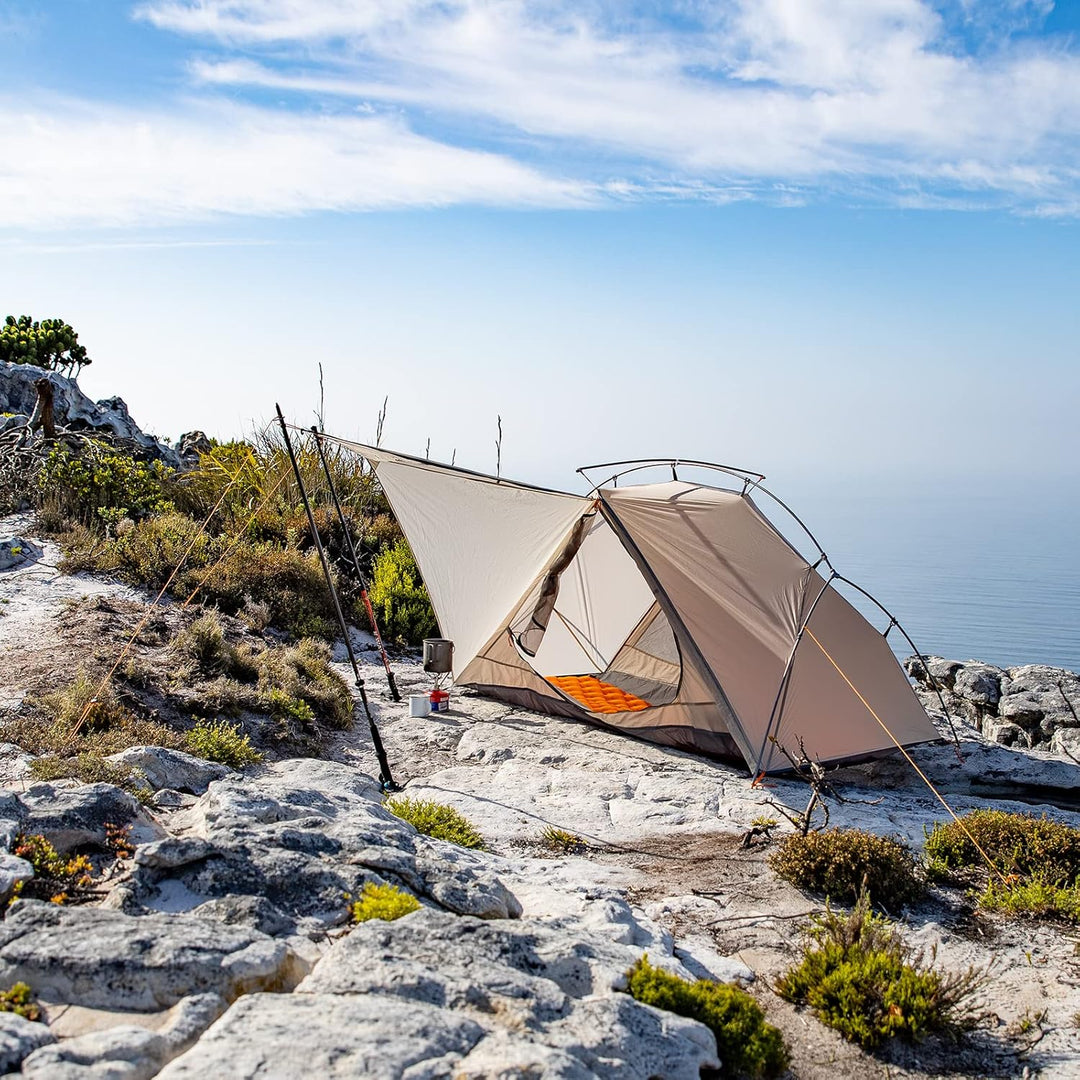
[17,782,165,854]
[0,360,180,467]
[953,663,1004,707]
[176,431,212,466]
[0,852,34,906]
[156,993,488,1079]
[0,901,302,1010]
[20,993,226,1080]
[0,537,42,571]
[107,747,232,795]
[0,1012,55,1074]
[132,759,521,935]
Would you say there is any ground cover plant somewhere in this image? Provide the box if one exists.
[626,956,789,1078]
[539,826,587,854]
[385,797,486,850]
[770,827,924,908]
[11,833,96,906]
[775,895,982,1051]
[185,718,263,769]
[28,753,151,803]
[925,809,1080,922]
[0,982,40,1021]
[350,882,421,923]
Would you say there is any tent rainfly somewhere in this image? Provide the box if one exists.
[335,440,939,774]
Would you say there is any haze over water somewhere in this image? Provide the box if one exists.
[783,480,1080,674]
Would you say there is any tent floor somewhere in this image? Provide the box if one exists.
[547,674,650,714]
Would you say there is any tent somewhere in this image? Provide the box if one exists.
[334,441,939,774]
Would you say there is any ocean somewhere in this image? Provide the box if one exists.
[775,480,1080,674]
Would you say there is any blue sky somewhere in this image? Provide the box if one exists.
[1,0,1078,490]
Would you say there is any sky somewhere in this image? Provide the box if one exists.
[1,0,1078,493]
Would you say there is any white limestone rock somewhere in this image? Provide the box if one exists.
[16,782,165,854]
[0,901,302,1010]
[0,1012,55,1074]
[106,747,232,795]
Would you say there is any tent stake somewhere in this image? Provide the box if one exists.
[274,405,399,791]
[310,426,401,702]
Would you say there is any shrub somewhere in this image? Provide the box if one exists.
[256,638,353,729]
[385,797,485,850]
[626,956,789,1078]
[770,828,924,909]
[924,810,1080,886]
[980,875,1080,923]
[37,439,172,527]
[350,882,421,923]
[776,895,981,1050]
[186,718,263,768]
[0,314,90,376]
[539,826,586,853]
[171,611,233,676]
[0,982,40,1021]
[369,539,437,646]
[2,710,183,758]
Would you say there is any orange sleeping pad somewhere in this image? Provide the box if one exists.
[547,675,650,714]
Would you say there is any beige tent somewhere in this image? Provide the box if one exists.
[336,442,938,774]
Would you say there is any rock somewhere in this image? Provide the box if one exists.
[134,836,216,871]
[983,720,1030,748]
[0,536,42,571]
[0,901,303,1010]
[998,692,1045,728]
[156,993,487,1079]
[953,663,1004,706]
[0,852,34,906]
[17,782,164,854]
[0,1012,55,1074]
[1051,728,1080,761]
[453,1033,595,1079]
[107,747,232,795]
[21,993,226,1080]
[175,431,212,465]
[0,360,180,467]
[132,759,521,935]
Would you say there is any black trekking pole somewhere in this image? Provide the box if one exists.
[310,426,400,702]
[274,405,399,791]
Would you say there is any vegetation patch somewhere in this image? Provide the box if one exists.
[776,896,982,1051]
[770,827,924,908]
[979,875,1080,923]
[350,882,421,923]
[626,956,789,1078]
[924,809,1080,885]
[11,833,96,906]
[369,538,438,645]
[0,982,41,1022]
[185,718,263,769]
[385,797,486,850]
[539,826,587,854]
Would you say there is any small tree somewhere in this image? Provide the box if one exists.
[0,315,91,377]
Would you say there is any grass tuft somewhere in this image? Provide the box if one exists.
[350,882,421,923]
[539,826,586,854]
[28,753,151,803]
[626,956,789,1078]
[385,797,486,850]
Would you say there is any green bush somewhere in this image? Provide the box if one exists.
[385,797,485,850]
[0,314,90,376]
[924,809,1080,886]
[626,956,789,1078]
[369,539,437,646]
[172,611,233,676]
[37,440,172,527]
[980,875,1080,923]
[256,638,353,729]
[351,882,421,923]
[770,828,924,908]
[185,718,263,769]
[776,896,981,1050]
[0,982,40,1021]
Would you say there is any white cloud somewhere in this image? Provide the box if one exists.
[0,96,590,228]
[3,0,1079,224]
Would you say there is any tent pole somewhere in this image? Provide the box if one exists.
[310,426,401,703]
[274,405,399,792]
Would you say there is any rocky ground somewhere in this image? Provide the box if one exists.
[4,518,1080,1077]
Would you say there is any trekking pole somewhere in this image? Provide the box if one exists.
[310,426,400,702]
[274,405,399,791]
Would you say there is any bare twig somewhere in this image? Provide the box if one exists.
[495,415,502,480]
